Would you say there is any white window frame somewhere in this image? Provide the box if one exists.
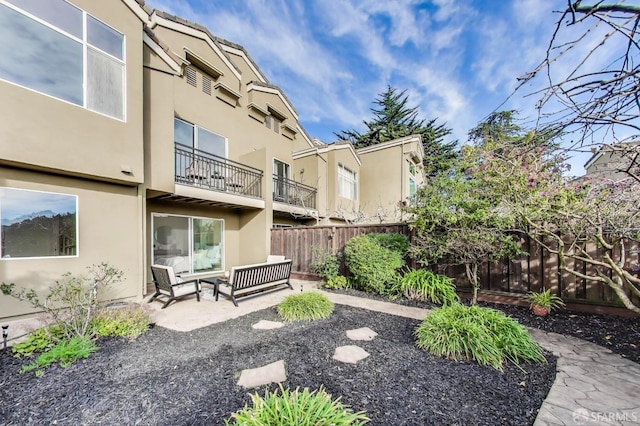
[151,213,225,276]
[0,0,126,121]
[0,187,79,260]
[338,163,358,200]
[174,117,228,158]
[408,160,417,200]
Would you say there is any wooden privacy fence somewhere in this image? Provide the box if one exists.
[270,223,640,309]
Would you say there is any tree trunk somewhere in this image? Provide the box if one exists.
[466,263,480,305]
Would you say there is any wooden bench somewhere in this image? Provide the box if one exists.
[215,259,293,306]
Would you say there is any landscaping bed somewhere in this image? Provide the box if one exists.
[0,304,555,425]
[328,288,640,364]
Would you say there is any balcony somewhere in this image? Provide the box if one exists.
[273,175,317,209]
[175,143,262,199]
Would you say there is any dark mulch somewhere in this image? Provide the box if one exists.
[329,288,640,364]
[0,304,556,426]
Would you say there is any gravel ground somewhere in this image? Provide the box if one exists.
[0,304,556,426]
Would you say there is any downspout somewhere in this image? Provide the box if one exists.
[400,143,405,222]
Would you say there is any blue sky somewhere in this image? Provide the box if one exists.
[145,0,593,175]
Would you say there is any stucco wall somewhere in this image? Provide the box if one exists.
[0,168,144,320]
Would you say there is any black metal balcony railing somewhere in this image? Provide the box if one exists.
[175,143,263,198]
[273,175,317,209]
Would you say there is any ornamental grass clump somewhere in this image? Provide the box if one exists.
[226,385,369,425]
[277,292,334,322]
[415,303,546,371]
[392,269,459,305]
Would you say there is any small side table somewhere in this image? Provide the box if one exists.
[199,277,227,301]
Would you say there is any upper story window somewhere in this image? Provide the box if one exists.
[265,115,281,133]
[174,118,226,158]
[338,163,358,200]
[0,0,126,120]
[408,161,417,199]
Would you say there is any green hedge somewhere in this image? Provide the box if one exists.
[344,233,407,295]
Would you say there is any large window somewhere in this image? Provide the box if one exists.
[174,118,226,158]
[0,0,125,120]
[408,161,417,200]
[273,159,290,201]
[338,164,358,200]
[152,214,223,275]
[1,187,78,259]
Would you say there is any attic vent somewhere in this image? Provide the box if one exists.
[202,75,212,95]
[185,66,197,87]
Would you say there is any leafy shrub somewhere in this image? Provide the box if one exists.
[310,246,340,281]
[20,337,98,375]
[11,324,66,358]
[226,384,369,425]
[344,234,404,295]
[91,306,151,339]
[415,303,546,370]
[277,292,334,322]
[367,232,409,257]
[391,270,459,305]
[1,263,124,340]
[324,275,350,290]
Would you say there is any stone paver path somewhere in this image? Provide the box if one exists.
[333,345,370,364]
[252,320,284,330]
[346,327,378,341]
[237,360,287,389]
[529,328,640,426]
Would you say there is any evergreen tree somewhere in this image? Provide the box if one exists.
[334,86,457,176]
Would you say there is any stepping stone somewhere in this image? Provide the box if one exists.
[346,327,378,341]
[237,360,287,389]
[333,345,370,364]
[252,320,284,330]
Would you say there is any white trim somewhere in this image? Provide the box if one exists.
[583,152,603,171]
[151,212,225,275]
[143,32,181,73]
[338,163,358,201]
[356,135,423,157]
[297,125,315,148]
[247,83,298,121]
[273,157,291,179]
[214,82,242,100]
[184,47,224,78]
[293,143,362,166]
[151,13,242,81]
[218,44,268,83]
[0,1,127,121]
[174,184,266,209]
[247,102,269,116]
[121,0,150,23]
[0,187,79,260]
[266,103,287,121]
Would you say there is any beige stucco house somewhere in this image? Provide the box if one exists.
[0,0,426,322]
[583,141,640,183]
[0,0,148,320]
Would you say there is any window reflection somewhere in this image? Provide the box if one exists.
[0,4,83,105]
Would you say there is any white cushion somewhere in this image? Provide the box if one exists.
[172,282,197,297]
[266,255,285,263]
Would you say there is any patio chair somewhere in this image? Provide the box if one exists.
[149,265,200,309]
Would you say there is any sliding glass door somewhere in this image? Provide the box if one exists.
[152,213,223,275]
